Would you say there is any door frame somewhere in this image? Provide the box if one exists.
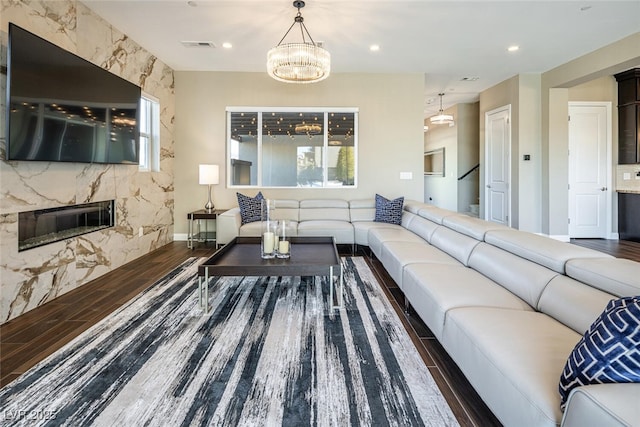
[568,101,614,239]
[484,105,512,227]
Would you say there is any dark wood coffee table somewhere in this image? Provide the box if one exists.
[197,236,343,313]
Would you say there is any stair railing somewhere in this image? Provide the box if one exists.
[457,163,480,181]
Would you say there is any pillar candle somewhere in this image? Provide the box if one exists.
[263,231,275,253]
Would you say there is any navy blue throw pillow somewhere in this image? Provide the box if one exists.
[558,296,640,410]
[236,192,264,225]
[374,194,404,225]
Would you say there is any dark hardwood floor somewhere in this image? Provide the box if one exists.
[570,237,640,261]
[1,238,639,426]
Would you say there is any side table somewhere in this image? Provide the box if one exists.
[187,209,227,249]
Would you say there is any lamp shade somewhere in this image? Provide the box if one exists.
[199,164,219,185]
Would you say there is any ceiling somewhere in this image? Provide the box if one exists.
[82,0,640,117]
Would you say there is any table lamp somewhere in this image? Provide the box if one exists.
[199,164,219,212]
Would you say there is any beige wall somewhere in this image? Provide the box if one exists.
[478,31,639,237]
[517,74,542,232]
[568,76,621,231]
[479,76,520,227]
[541,32,640,236]
[424,105,458,211]
[423,103,479,213]
[479,74,542,232]
[457,102,480,213]
[174,71,425,235]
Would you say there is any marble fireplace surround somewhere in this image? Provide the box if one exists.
[0,1,176,323]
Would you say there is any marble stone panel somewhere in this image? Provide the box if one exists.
[0,1,175,324]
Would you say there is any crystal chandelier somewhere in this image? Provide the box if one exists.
[267,1,330,84]
[430,93,455,126]
[295,123,322,134]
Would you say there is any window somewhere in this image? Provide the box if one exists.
[227,107,358,188]
[139,93,160,172]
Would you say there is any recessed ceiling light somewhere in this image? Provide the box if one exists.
[369,44,380,52]
[222,42,233,49]
[461,76,480,81]
[507,45,520,52]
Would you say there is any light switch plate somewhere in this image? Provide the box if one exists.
[400,172,413,180]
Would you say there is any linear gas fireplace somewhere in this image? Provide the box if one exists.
[18,200,114,251]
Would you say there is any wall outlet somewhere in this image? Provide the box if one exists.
[139,226,144,237]
[623,172,631,180]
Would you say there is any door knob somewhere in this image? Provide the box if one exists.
[599,187,607,191]
[486,184,492,188]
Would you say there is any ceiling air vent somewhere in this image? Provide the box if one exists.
[181,41,216,48]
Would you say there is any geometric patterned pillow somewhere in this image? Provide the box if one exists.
[558,296,640,410]
[236,191,264,225]
[374,194,404,225]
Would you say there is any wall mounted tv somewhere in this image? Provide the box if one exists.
[6,23,141,164]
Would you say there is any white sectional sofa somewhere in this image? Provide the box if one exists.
[217,198,640,427]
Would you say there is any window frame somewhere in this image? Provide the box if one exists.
[139,93,160,172]
[226,106,358,189]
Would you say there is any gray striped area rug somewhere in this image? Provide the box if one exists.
[0,257,459,427]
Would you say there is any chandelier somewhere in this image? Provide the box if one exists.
[430,93,455,126]
[295,123,322,134]
[267,1,331,84]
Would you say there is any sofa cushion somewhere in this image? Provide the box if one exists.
[430,226,481,266]
[380,241,461,289]
[441,214,510,241]
[561,383,640,427]
[271,199,300,222]
[238,220,262,236]
[565,257,640,298]
[352,221,397,246]
[296,220,354,244]
[468,242,558,308]
[538,275,614,334]
[299,199,350,222]
[402,199,425,214]
[402,263,532,339]
[349,199,376,222]
[374,194,404,225]
[416,205,460,224]
[367,227,426,259]
[559,296,640,409]
[405,215,441,243]
[484,229,611,274]
[236,191,264,225]
[443,307,582,427]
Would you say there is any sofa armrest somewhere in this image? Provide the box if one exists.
[561,383,640,427]
[217,208,241,245]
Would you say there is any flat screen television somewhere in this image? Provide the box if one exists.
[6,23,141,164]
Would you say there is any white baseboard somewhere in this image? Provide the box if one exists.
[547,234,570,242]
[537,233,619,242]
[174,233,188,241]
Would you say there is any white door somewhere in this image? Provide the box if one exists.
[568,103,611,238]
[485,106,511,226]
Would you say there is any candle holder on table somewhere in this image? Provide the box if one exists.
[276,220,291,259]
[261,199,276,259]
